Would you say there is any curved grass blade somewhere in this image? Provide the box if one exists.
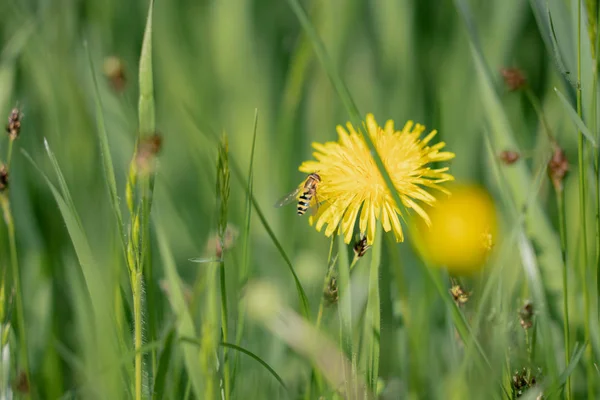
[22,149,121,393]
[220,342,287,392]
[180,337,288,392]
[22,149,108,317]
[554,87,597,146]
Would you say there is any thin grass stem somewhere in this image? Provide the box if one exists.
[133,271,143,400]
[577,1,594,396]
[556,188,571,400]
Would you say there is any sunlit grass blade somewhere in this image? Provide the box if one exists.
[554,87,597,146]
[155,216,204,398]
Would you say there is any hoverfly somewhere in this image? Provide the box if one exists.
[275,172,321,215]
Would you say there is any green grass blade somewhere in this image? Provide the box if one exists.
[180,337,288,392]
[555,87,597,146]
[155,216,204,399]
[546,341,587,395]
[232,109,259,390]
[138,0,155,134]
[151,328,175,400]
[83,41,126,249]
[220,342,288,392]
[22,149,107,314]
[42,138,81,226]
[22,149,121,393]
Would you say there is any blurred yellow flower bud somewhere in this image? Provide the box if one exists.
[414,183,498,275]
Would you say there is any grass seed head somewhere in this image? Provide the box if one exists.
[323,276,339,306]
[519,300,534,330]
[449,284,470,307]
[511,367,539,397]
[548,144,568,192]
[6,107,22,141]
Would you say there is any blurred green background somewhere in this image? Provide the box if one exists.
[0,0,595,398]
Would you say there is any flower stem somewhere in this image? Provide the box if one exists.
[556,189,571,400]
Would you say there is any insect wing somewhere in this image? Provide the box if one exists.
[274,187,301,208]
[308,191,320,217]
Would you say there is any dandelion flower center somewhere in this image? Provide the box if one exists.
[299,113,455,245]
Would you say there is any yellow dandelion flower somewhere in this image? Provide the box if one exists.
[298,113,455,245]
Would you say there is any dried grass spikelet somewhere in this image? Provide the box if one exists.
[518,300,534,330]
[323,276,339,306]
[204,224,239,260]
[449,284,470,307]
[547,144,568,192]
[6,107,22,141]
